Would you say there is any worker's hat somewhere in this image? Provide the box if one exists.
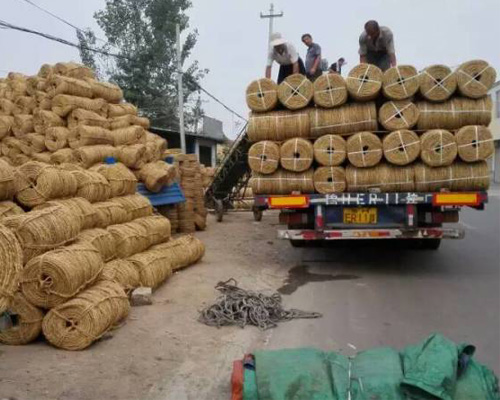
[270,32,286,47]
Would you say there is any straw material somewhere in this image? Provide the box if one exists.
[50,148,77,164]
[67,108,109,130]
[66,168,111,203]
[100,259,140,292]
[133,215,171,246]
[68,125,113,148]
[110,194,153,221]
[8,79,28,97]
[162,205,179,233]
[128,250,173,289]
[346,163,415,192]
[109,115,150,130]
[250,169,315,195]
[0,292,43,345]
[247,110,310,141]
[420,129,457,167]
[1,137,29,158]
[346,132,383,168]
[74,145,118,168]
[90,163,137,197]
[35,198,98,230]
[378,100,420,131]
[0,99,22,115]
[27,76,46,96]
[313,73,348,108]
[33,109,65,134]
[110,126,146,146]
[107,222,150,258]
[0,158,16,201]
[414,162,490,192]
[138,161,177,192]
[313,166,346,194]
[456,60,497,99]
[346,64,383,101]
[456,125,494,163]
[194,213,206,231]
[248,141,280,174]
[32,152,52,164]
[25,133,47,153]
[382,65,419,100]
[84,78,124,103]
[177,200,195,233]
[42,280,129,351]
[52,95,107,118]
[0,201,24,219]
[313,134,346,166]
[309,102,377,137]
[54,62,96,80]
[117,144,147,169]
[0,115,14,139]
[150,234,205,272]
[277,74,313,110]
[93,201,130,228]
[38,64,55,79]
[12,114,34,137]
[46,75,93,98]
[14,96,37,114]
[108,103,138,118]
[35,91,52,110]
[0,225,23,314]
[419,65,457,102]
[45,127,70,152]
[77,228,116,262]
[280,137,314,172]
[246,78,278,112]
[145,132,167,161]
[383,130,421,166]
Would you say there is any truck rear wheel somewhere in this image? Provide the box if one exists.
[290,240,306,247]
[418,239,441,250]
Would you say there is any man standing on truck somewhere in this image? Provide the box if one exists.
[266,32,306,84]
[359,20,396,71]
[301,33,322,81]
[329,57,346,75]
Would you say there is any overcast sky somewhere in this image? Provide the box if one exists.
[1,0,499,139]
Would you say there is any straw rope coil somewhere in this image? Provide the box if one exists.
[128,250,173,289]
[74,145,118,168]
[0,99,22,115]
[150,234,205,272]
[346,63,383,101]
[0,158,16,201]
[110,194,153,221]
[27,76,46,95]
[46,75,93,98]
[246,78,278,112]
[92,201,130,228]
[35,198,98,230]
[38,64,54,78]
[313,166,346,194]
[247,110,310,142]
[0,292,43,345]
[33,110,65,134]
[35,91,52,110]
[54,62,96,80]
[12,114,34,137]
[32,152,52,164]
[382,65,419,100]
[1,137,26,158]
[137,161,177,192]
[52,95,107,118]
[194,213,206,231]
[0,201,24,219]
[45,127,70,152]
[100,259,140,292]
[8,79,28,97]
[0,224,23,314]
[77,228,116,262]
[117,144,147,169]
[346,132,383,168]
[177,200,195,233]
[108,103,138,118]
[419,65,457,102]
[382,130,421,166]
[68,125,113,148]
[132,215,171,247]
[280,137,314,172]
[309,102,377,137]
[107,222,150,258]
[14,96,36,114]
[420,129,457,167]
[313,73,348,108]
[313,134,346,166]
[456,60,497,99]
[84,78,124,103]
[456,125,494,162]
[250,169,315,195]
[346,163,415,192]
[144,140,163,163]
[163,205,179,233]
[248,141,280,174]
[50,148,77,165]
[66,168,111,203]
[90,163,137,197]
[25,133,47,153]
[379,100,420,131]
[277,74,313,110]
[67,108,109,130]
[110,126,146,146]
[109,115,150,130]
[42,280,129,351]
[0,116,14,139]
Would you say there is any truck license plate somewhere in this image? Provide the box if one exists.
[343,208,378,224]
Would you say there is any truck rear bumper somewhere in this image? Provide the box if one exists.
[278,227,465,241]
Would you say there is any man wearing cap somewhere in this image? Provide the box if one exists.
[359,20,397,71]
[301,33,322,81]
[265,32,306,84]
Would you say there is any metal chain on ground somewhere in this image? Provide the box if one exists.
[198,279,322,330]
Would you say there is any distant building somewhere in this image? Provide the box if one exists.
[488,81,500,183]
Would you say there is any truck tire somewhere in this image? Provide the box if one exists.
[253,207,263,222]
[290,240,306,248]
[215,199,224,222]
[419,239,441,250]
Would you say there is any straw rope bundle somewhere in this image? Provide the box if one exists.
[108,103,138,118]
[0,201,24,219]
[15,162,78,207]
[178,200,195,233]
[68,125,113,148]
[456,125,494,162]
[419,65,457,102]
[132,216,171,247]
[150,234,205,272]
[137,161,176,192]
[26,76,46,96]
[90,163,137,197]
[52,95,107,118]
[84,78,124,103]
[66,168,111,203]
[46,75,93,98]
[246,78,278,112]
[45,127,69,152]
[420,129,458,167]
[456,60,497,99]
[382,130,421,166]
[50,148,77,164]
[107,222,150,258]
[42,280,129,351]
[194,213,207,231]
[144,140,162,163]
[0,292,43,345]
[163,205,179,233]
[35,91,52,110]
[14,96,37,114]
[309,102,377,137]
[54,62,95,80]
[74,145,118,168]
[378,100,420,131]
[110,126,146,146]
[313,73,348,108]
[38,64,54,78]
[277,74,313,110]
[93,201,130,228]
[250,169,315,195]
[1,137,25,158]
[9,154,30,166]
[128,250,173,289]
[0,224,23,313]
[25,133,47,153]
[201,167,215,188]
[414,162,490,192]
[346,64,383,101]
[109,115,150,130]
[280,137,314,172]
[346,163,415,192]
[36,198,98,230]
[67,108,109,129]
[382,65,419,100]
[32,152,52,164]
[33,110,65,134]
[117,144,147,169]
[100,259,140,292]
[313,166,346,194]
[12,114,34,137]
[0,99,22,115]
[313,134,346,166]
[145,132,167,159]
[346,132,383,168]
[247,110,310,141]
[248,141,280,174]
[0,116,14,139]
[0,158,16,200]
[8,79,28,97]
[77,228,116,262]
[110,194,153,221]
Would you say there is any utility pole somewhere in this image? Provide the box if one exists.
[176,24,186,154]
[260,3,283,44]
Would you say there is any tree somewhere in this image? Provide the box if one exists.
[76,29,101,79]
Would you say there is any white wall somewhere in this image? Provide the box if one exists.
[488,83,500,183]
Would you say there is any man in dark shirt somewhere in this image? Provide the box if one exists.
[329,57,346,75]
[301,33,322,81]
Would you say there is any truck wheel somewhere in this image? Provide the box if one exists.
[419,239,441,250]
[253,208,263,222]
[215,200,224,222]
[290,240,306,248]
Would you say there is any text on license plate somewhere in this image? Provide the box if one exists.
[343,208,378,224]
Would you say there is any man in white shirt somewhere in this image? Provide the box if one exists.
[265,32,306,83]
[359,20,397,71]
